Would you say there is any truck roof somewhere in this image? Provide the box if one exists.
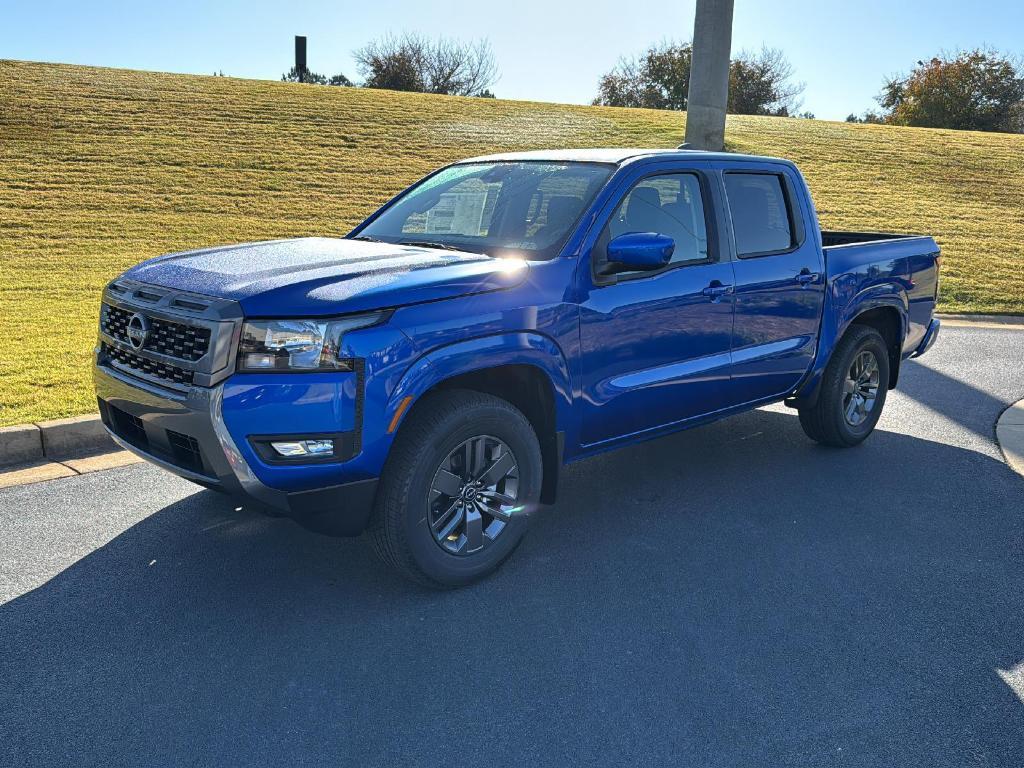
[459,148,791,166]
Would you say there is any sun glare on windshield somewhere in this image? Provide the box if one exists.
[356,161,613,259]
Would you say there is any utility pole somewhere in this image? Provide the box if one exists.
[684,0,735,151]
[295,35,308,83]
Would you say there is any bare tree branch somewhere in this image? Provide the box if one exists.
[354,33,498,96]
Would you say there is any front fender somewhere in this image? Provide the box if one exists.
[386,332,574,435]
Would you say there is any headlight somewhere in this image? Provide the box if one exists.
[237,312,387,372]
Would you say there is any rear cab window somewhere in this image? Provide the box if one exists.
[723,173,796,257]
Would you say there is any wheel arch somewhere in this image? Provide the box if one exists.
[789,294,907,409]
[847,304,904,389]
[386,333,572,504]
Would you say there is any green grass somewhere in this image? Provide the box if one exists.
[2,59,1023,426]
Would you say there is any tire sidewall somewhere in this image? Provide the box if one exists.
[401,405,542,586]
[832,331,890,443]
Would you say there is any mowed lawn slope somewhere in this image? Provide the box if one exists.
[2,60,1023,426]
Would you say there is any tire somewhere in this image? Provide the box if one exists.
[798,325,890,448]
[368,389,543,588]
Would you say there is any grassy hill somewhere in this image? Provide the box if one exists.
[2,59,1023,427]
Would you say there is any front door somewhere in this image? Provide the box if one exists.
[578,168,736,446]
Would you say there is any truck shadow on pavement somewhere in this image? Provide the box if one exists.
[3,406,1024,766]
[897,356,1019,443]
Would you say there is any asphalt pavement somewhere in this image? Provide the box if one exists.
[2,325,1024,767]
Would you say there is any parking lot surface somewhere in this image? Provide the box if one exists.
[2,325,1024,767]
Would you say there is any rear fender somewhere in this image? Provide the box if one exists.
[790,282,907,408]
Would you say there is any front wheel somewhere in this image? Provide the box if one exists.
[798,325,890,447]
[368,390,542,588]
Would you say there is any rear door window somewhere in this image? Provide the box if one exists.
[724,173,794,256]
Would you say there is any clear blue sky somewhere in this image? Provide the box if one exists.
[2,0,1022,120]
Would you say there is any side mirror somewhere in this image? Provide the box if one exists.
[606,232,675,271]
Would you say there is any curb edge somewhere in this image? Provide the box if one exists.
[995,401,1024,479]
[0,415,114,467]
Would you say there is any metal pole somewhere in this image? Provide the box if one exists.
[295,36,308,83]
[684,0,735,151]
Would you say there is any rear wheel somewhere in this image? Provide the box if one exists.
[369,390,542,588]
[798,325,890,447]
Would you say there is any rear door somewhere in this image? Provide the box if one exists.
[576,161,736,446]
[719,163,825,404]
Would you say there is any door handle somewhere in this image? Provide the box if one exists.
[796,269,819,286]
[702,281,734,302]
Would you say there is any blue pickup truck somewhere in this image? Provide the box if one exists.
[94,148,941,586]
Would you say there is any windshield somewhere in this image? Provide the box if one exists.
[355,161,615,258]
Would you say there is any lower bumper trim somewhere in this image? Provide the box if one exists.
[913,318,941,357]
[105,425,217,486]
[286,478,380,536]
[108,422,378,535]
[95,363,379,537]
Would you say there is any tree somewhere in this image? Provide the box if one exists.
[355,41,422,92]
[728,47,804,117]
[281,67,352,86]
[593,42,692,111]
[593,41,803,116]
[281,66,327,85]
[846,111,885,124]
[354,33,498,97]
[878,49,1024,133]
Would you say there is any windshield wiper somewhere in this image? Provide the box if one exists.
[398,240,479,253]
[351,234,382,243]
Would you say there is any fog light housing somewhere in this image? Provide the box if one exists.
[250,433,353,464]
[270,439,334,458]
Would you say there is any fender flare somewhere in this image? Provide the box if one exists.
[835,285,909,347]
[385,331,574,436]
[791,283,908,408]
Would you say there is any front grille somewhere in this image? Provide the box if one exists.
[100,304,132,343]
[148,317,211,361]
[101,304,211,362]
[102,342,194,385]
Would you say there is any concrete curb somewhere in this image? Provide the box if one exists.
[37,415,114,459]
[997,401,1024,479]
[0,452,143,490]
[936,313,1024,328]
[0,425,43,466]
[0,415,114,467]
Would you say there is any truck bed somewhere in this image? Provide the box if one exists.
[818,229,940,359]
[821,230,926,248]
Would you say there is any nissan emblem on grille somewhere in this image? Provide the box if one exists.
[126,313,150,350]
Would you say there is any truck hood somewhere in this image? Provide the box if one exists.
[122,237,530,316]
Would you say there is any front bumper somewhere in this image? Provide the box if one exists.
[95,363,378,536]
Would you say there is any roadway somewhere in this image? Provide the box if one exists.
[2,325,1024,767]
